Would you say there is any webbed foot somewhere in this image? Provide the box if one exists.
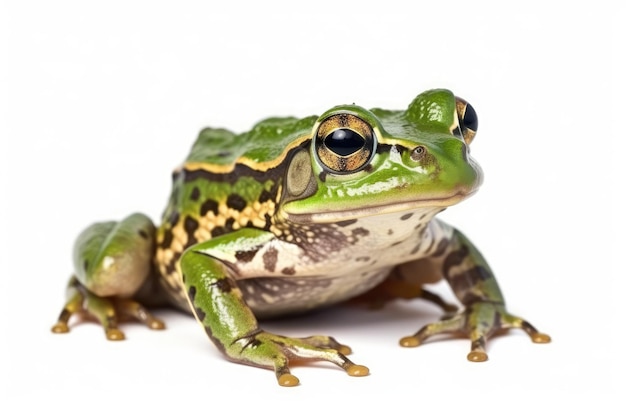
[51,277,165,340]
[399,301,550,361]
[232,331,369,387]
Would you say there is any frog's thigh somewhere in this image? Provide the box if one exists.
[352,260,456,312]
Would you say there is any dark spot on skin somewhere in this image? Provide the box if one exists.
[195,306,206,321]
[83,260,89,271]
[401,213,414,221]
[355,256,370,262]
[215,278,233,293]
[443,245,470,276]
[377,143,406,155]
[259,190,273,203]
[190,187,200,201]
[160,230,173,249]
[168,211,180,226]
[388,229,394,235]
[217,151,232,157]
[391,241,403,247]
[188,286,196,302]
[432,238,450,258]
[211,226,226,237]
[263,247,278,272]
[281,266,296,275]
[200,199,219,216]
[352,227,370,238]
[235,249,258,263]
[319,171,327,182]
[225,218,235,232]
[471,336,486,351]
[336,219,357,227]
[247,338,262,348]
[59,308,71,320]
[410,240,425,255]
[226,194,247,212]
[165,252,181,276]
[184,216,199,247]
[138,229,149,239]
[444,259,494,304]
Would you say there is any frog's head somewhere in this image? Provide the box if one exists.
[280,89,482,224]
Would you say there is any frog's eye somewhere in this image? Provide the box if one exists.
[453,97,478,145]
[314,113,376,174]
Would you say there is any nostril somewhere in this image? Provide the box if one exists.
[410,145,426,161]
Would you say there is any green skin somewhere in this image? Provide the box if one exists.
[52,89,550,387]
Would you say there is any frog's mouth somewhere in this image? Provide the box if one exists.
[283,190,476,224]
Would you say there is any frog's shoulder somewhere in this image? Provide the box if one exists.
[185,115,318,170]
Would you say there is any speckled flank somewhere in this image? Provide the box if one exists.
[154,161,285,309]
[262,247,278,272]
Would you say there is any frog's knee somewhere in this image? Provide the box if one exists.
[73,213,156,297]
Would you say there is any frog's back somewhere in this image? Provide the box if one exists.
[186,115,318,168]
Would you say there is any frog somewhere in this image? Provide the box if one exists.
[51,89,550,386]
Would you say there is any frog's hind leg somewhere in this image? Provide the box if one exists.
[51,213,165,340]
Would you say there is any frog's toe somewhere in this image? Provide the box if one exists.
[238,331,369,386]
[278,373,300,387]
[467,350,488,362]
[400,314,465,348]
[503,315,551,344]
[116,299,165,330]
[51,285,83,334]
[105,328,126,341]
[467,337,488,362]
[346,364,369,376]
[531,332,551,343]
[299,335,352,355]
[51,321,70,334]
[51,277,166,339]
[399,336,421,347]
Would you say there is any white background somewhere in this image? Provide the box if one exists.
[1,1,622,411]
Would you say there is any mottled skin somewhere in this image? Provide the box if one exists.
[52,89,550,386]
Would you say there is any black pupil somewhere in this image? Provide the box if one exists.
[463,103,478,132]
[325,129,364,156]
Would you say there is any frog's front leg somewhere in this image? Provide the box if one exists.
[400,221,551,361]
[51,213,165,339]
[181,228,369,387]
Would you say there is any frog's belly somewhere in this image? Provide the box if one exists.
[238,268,393,319]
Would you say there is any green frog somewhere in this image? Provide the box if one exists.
[51,89,550,386]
